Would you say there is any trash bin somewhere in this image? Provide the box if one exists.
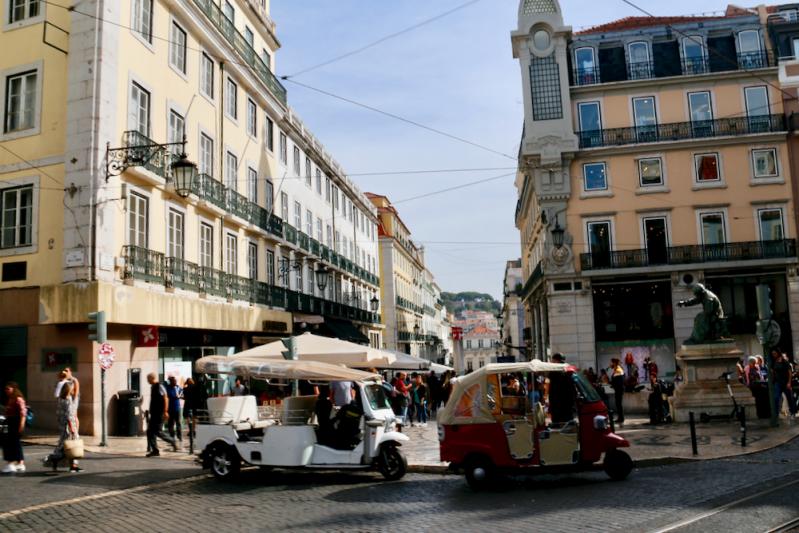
[116,390,141,436]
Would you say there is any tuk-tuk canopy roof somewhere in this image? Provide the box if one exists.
[438,360,569,426]
[195,356,381,382]
[216,332,396,368]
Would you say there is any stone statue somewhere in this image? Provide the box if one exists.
[677,283,728,345]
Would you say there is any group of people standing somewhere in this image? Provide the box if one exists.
[146,373,207,457]
[387,370,455,427]
[739,350,798,418]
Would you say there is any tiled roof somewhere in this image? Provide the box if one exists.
[576,14,738,35]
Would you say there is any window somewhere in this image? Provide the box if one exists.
[316,217,323,241]
[332,185,339,211]
[738,30,763,67]
[466,340,472,349]
[280,254,290,288]
[627,41,651,79]
[632,96,657,141]
[199,222,213,268]
[265,179,273,212]
[167,109,184,156]
[199,133,213,175]
[577,101,601,147]
[132,0,153,43]
[128,81,150,136]
[261,49,272,70]
[582,162,607,191]
[225,77,237,119]
[265,117,274,152]
[225,233,237,275]
[279,132,287,164]
[293,146,300,176]
[694,153,720,182]
[793,38,799,60]
[200,53,214,98]
[266,250,275,284]
[758,209,784,241]
[682,36,706,74]
[222,0,234,23]
[574,47,596,85]
[305,209,313,235]
[1,185,32,249]
[248,242,258,280]
[638,157,663,187]
[295,262,303,292]
[244,26,254,47]
[4,70,37,134]
[529,55,563,120]
[280,192,288,221]
[325,177,331,202]
[688,92,712,122]
[587,220,612,267]
[335,230,340,252]
[247,167,257,202]
[305,157,312,187]
[700,212,726,245]
[293,201,301,228]
[225,151,237,189]
[167,208,184,259]
[246,98,257,137]
[315,169,322,195]
[326,224,332,247]
[745,86,770,131]
[169,22,187,74]
[307,266,315,294]
[752,148,778,178]
[8,0,40,24]
[127,191,148,247]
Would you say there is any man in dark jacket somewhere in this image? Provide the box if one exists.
[146,373,178,457]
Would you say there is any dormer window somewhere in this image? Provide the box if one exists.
[682,37,707,75]
[627,41,651,80]
[574,47,597,85]
[737,30,763,68]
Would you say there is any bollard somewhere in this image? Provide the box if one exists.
[738,406,747,447]
[689,411,698,456]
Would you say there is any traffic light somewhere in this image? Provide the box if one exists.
[88,311,107,343]
[281,336,297,360]
[755,284,773,321]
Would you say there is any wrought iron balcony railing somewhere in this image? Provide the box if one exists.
[298,231,310,252]
[165,257,201,291]
[123,245,164,283]
[579,114,785,149]
[192,0,287,105]
[193,173,227,210]
[580,239,797,271]
[572,50,776,87]
[284,224,298,245]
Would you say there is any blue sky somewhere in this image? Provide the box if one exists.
[271,0,734,299]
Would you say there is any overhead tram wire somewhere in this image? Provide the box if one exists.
[283,0,483,78]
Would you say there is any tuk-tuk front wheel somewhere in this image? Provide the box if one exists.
[209,443,241,481]
[603,449,633,481]
[378,445,407,481]
[464,456,495,491]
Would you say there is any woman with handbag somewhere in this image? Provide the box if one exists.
[46,381,82,472]
[2,382,26,474]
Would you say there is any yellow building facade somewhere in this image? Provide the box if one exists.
[512,0,799,374]
[0,0,382,435]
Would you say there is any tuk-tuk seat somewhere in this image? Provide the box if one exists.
[282,395,318,425]
[207,395,267,431]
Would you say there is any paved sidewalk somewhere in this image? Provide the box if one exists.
[23,415,799,471]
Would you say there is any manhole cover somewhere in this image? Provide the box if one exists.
[208,504,254,514]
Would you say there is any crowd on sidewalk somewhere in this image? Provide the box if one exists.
[738,350,798,419]
[383,370,456,427]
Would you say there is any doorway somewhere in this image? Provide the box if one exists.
[644,217,668,265]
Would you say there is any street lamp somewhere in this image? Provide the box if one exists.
[551,215,565,250]
[315,265,330,292]
[369,295,379,312]
[171,152,198,198]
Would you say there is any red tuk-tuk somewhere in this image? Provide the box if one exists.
[438,361,632,489]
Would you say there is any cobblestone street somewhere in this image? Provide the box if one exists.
[2,437,798,532]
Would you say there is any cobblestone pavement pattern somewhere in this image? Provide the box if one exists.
[1,439,798,532]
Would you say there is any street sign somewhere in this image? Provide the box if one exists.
[98,342,115,370]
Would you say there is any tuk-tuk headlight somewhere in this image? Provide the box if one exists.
[593,415,609,430]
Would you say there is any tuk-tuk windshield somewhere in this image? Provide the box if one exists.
[364,383,393,411]
[572,372,601,403]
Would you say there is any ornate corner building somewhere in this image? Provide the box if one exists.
[512,0,799,373]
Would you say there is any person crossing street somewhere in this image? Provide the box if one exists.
[146,373,178,457]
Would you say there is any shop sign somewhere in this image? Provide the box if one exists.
[134,326,159,347]
[262,320,288,334]
[452,327,463,341]
[41,347,76,371]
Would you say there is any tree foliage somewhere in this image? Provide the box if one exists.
[441,291,501,315]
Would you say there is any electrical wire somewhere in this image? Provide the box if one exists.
[283,0,483,78]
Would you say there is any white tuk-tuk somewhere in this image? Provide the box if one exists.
[194,356,409,481]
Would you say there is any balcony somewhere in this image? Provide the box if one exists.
[226,188,252,221]
[122,131,178,179]
[580,239,797,271]
[572,50,776,87]
[193,173,226,210]
[284,224,298,245]
[123,245,164,283]
[192,0,287,106]
[579,114,785,149]
[298,232,310,252]
[165,257,201,291]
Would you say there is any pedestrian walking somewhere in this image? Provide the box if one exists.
[772,352,796,417]
[145,373,178,457]
[46,381,81,472]
[411,374,428,426]
[393,372,411,427]
[610,358,625,424]
[166,376,183,443]
[427,371,440,414]
[2,382,26,473]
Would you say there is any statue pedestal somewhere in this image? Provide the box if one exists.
[671,342,755,423]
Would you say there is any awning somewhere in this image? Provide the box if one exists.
[292,313,325,325]
[323,318,370,345]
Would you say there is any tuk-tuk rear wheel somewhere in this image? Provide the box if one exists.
[209,443,241,481]
[603,449,633,481]
[378,445,407,481]
[464,456,494,491]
